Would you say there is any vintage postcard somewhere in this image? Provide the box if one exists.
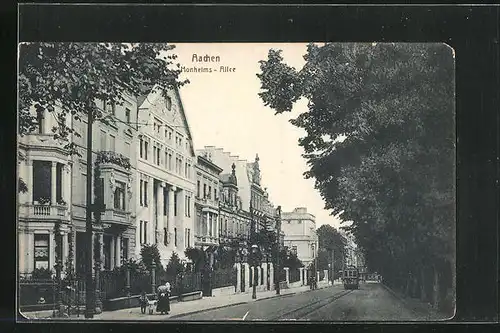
[17,42,456,321]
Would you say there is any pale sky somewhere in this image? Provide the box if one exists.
[172,43,342,229]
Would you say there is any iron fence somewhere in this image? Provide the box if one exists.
[279,268,286,282]
[289,268,301,283]
[130,270,151,295]
[19,277,56,308]
[100,270,127,300]
[180,271,202,294]
[212,267,237,289]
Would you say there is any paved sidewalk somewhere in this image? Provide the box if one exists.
[381,283,450,321]
[97,282,331,321]
[22,281,332,321]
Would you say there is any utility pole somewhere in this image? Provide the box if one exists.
[84,107,95,319]
[250,203,257,300]
[330,248,334,284]
[275,206,281,295]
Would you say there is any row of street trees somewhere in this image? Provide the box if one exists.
[257,43,455,314]
[315,224,347,280]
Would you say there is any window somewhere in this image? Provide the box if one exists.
[139,221,148,244]
[174,192,177,216]
[203,184,207,198]
[197,181,200,197]
[187,229,191,247]
[114,181,126,210]
[109,134,116,152]
[185,196,191,217]
[139,136,144,158]
[214,188,217,201]
[154,118,161,135]
[125,142,131,156]
[100,130,106,150]
[140,179,143,206]
[174,228,177,247]
[125,108,131,123]
[122,238,129,261]
[144,141,149,160]
[36,110,45,134]
[34,234,50,269]
[144,181,148,207]
[185,196,188,217]
[166,96,172,110]
[33,160,51,202]
[163,228,168,246]
[157,147,161,165]
[184,162,188,177]
[208,186,212,199]
[97,177,104,205]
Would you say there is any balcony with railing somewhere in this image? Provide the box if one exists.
[195,235,219,246]
[19,201,69,221]
[96,151,132,172]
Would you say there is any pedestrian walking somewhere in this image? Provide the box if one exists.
[156,281,171,315]
[139,291,149,314]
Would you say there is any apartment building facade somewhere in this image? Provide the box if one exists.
[71,93,139,275]
[194,154,222,253]
[135,87,196,266]
[18,104,73,275]
[195,147,278,249]
[281,207,318,267]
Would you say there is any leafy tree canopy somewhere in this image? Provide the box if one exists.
[257,43,455,280]
[166,252,185,277]
[140,244,164,272]
[18,42,188,155]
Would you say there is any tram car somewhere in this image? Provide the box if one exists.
[342,265,360,290]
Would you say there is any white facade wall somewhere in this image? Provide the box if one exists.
[281,207,318,267]
[136,88,196,266]
[18,103,73,276]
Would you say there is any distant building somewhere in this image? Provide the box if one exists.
[196,147,279,252]
[193,154,223,259]
[281,207,318,267]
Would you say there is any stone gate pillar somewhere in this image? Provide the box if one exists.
[243,263,250,292]
[299,267,305,285]
[284,267,290,287]
[235,263,241,293]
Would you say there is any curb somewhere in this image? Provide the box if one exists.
[170,291,299,319]
[170,284,333,319]
[169,301,248,319]
[381,283,443,320]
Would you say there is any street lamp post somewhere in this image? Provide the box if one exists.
[84,106,95,319]
[53,222,63,317]
[275,206,281,295]
[251,244,258,299]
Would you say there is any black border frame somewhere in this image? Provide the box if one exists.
[2,3,499,332]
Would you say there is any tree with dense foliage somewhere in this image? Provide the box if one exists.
[18,42,187,191]
[316,224,347,269]
[166,252,185,277]
[185,247,207,272]
[140,244,164,272]
[280,248,304,270]
[257,43,455,313]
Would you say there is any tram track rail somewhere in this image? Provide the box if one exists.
[271,289,354,321]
